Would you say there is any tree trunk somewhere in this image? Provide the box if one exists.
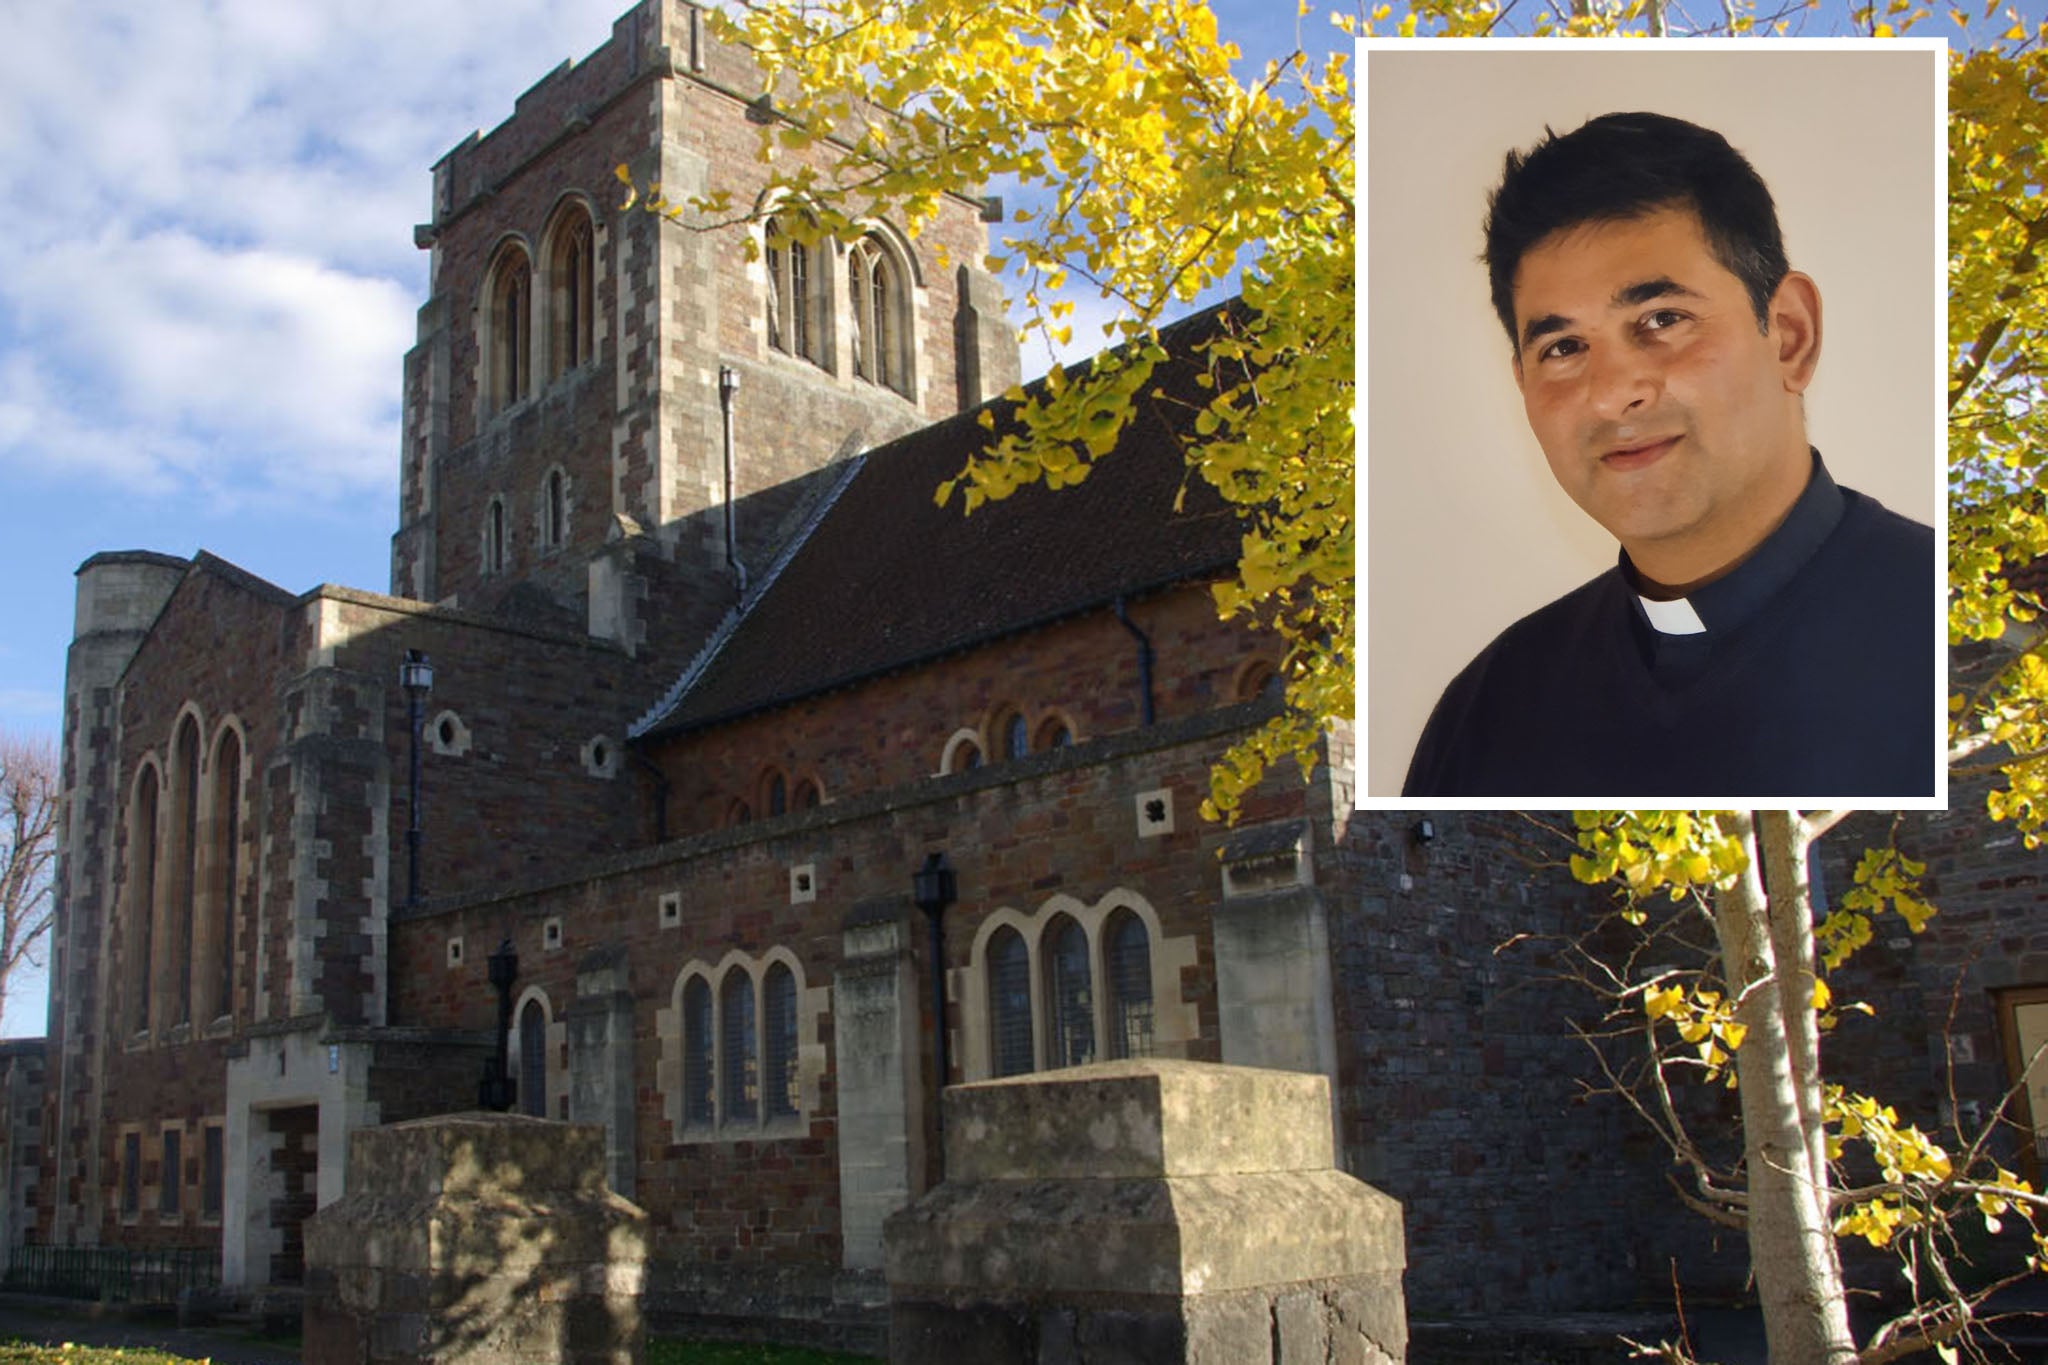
[1718,813,1856,1365]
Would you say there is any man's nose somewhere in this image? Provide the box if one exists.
[1585,343,1659,422]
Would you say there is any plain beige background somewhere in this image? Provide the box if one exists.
[1360,42,1943,801]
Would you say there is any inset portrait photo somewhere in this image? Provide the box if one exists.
[1357,39,1946,809]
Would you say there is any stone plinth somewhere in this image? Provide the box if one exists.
[884,1059,1406,1364]
[303,1112,648,1365]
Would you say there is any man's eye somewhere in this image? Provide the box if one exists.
[1538,337,1583,361]
[1641,309,1687,332]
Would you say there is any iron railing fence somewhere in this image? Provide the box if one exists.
[2,1244,219,1303]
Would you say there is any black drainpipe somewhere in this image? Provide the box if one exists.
[720,366,748,601]
[1114,595,1157,726]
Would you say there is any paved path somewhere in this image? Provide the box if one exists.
[0,1300,298,1364]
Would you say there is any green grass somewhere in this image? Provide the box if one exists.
[0,1337,881,1365]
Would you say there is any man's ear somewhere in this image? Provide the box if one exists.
[1770,271,1822,395]
[1511,348,1525,394]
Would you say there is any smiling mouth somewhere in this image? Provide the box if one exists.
[1601,435,1681,471]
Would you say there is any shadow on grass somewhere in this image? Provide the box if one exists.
[648,1339,883,1365]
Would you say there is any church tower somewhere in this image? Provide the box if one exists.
[388,0,1019,664]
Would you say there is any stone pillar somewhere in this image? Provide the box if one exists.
[567,947,638,1200]
[884,1060,1406,1365]
[303,1112,648,1365]
[953,264,1021,409]
[833,900,926,1270]
[1212,820,1340,1152]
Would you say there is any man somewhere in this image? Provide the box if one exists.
[1402,112,1934,799]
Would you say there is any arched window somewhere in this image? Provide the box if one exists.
[682,977,714,1125]
[1044,916,1094,1069]
[485,246,533,411]
[791,778,821,810]
[1104,910,1154,1060]
[126,768,160,1033]
[168,717,200,1027]
[1035,715,1074,750]
[764,216,824,366]
[727,798,752,827]
[848,236,910,396]
[766,772,786,818]
[988,927,1033,1078]
[202,728,241,1022]
[1004,712,1030,761]
[541,469,567,550]
[484,497,508,576]
[546,205,596,379]
[763,964,799,1119]
[519,999,548,1117]
[720,972,758,1123]
[1236,659,1283,703]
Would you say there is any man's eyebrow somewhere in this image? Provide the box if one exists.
[1613,276,1703,308]
[1518,313,1570,354]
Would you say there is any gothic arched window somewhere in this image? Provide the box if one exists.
[545,204,596,379]
[542,469,567,551]
[988,927,1033,1078]
[1044,915,1094,1069]
[168,717,200,1027]
[126,767,160,1033]
[765,216,824,367]
[848,236,910,396]
[1104,909,1154,1060]
[720,971,758,1123]
[484,246,533,412]
[682,976,714,1125]
[484,496,508,576]
[763,963,799,1120]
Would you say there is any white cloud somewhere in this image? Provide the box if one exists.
[0,231,412,502]
[0,0,625,511]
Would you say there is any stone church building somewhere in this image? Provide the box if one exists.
[33,0,2048,1347]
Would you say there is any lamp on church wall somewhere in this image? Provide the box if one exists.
[912,852,957,1165]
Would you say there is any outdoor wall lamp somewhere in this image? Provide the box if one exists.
[1411,817,1436,847]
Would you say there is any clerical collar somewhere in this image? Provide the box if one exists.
[1624,449,1844,638]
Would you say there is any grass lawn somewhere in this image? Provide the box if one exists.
[0,1339,882,1364]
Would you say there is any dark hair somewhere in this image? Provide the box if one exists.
[1482,112,1788,349]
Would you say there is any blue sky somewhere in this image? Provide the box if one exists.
[0,0,1321,1038]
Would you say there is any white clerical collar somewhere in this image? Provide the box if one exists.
[1637,594,1707,635]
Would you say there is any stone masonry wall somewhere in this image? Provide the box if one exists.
[406,0,1003,628]
[1323,804,1679,1316]
[387,703,1292,1328]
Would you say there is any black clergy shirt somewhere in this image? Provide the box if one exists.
[1401,452,1935,800]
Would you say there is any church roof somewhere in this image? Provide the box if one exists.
[632,303,1250,739]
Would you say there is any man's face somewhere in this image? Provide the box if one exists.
[1510,205,1815,584]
